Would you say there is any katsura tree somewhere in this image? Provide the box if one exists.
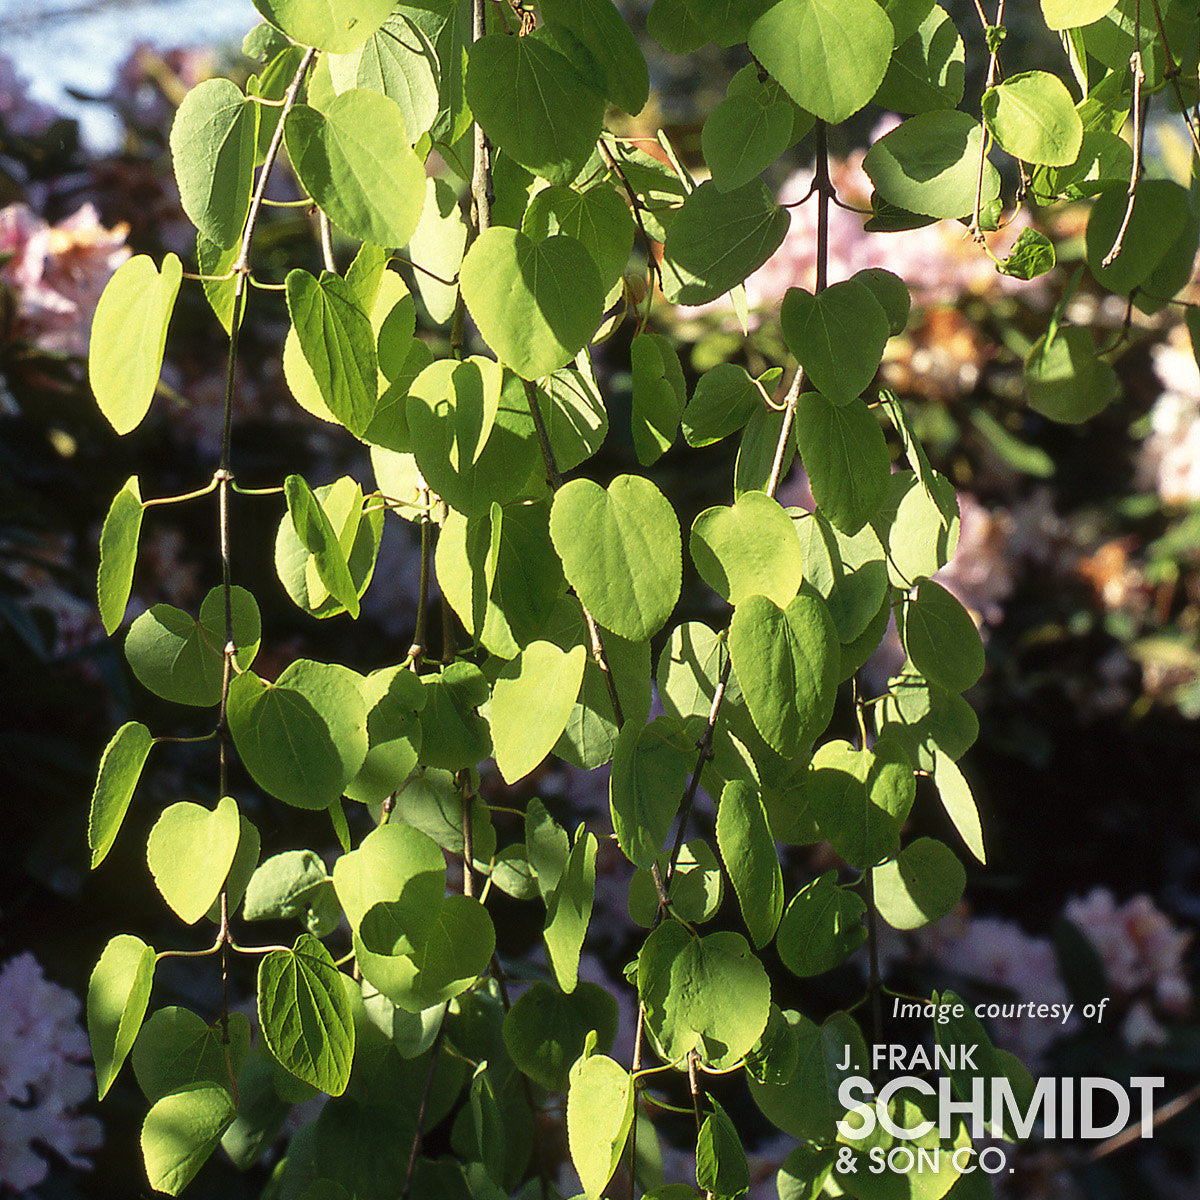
[83,0,1198,1196]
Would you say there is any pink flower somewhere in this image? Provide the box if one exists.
[0,954,102,1191]
[0,56,57,139]
[0,202,130,356]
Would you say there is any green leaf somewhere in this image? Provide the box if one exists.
[628,840,724,927]
[416,660,492,770]
[876,667,979,770]
[285,474,361,618]
[286,269,378,436]
[691,491,803,608]
[89,721,153,869]
[526,799,571,898]
[610,717,692,868]
[901,579,984,693]
[142,1084,236,1195]
[639,923,770,1067]
[630,332,686,465]
[227,659,369,810]
[982,70,1083,166]
[408,359,542,517]
[1041,0,1118,29]
[1024,324,1120,423]
[657,620,735,725]
[97,476,144,634]
[703,84,793,193]
[251,0,393,53]
[537,360,610,472]
[169,78,257,249]
[794,392,891,535]
[799,738,915,868]
[781,280,890,405]
[870,469,960,587]
[716,780,784,949]
[863,111,1001,219]
[791,509,889,644]
[466,34,605,184]
[853,267,911,336]
[747,1011,867,1141]
[567,1051,634,1200]
[88,933,156,1099]
[749,0,893,123]
[931,748,985,863]
[872,837,965,929]
[524,183,635,294]
[736,403,797,498]
[285,90,426,247]
[539,0,649,114]
[147,796,242,924]
[682,363,763,447]
[728,592,839,758]
[358,892,495,1010]
[125,586,261,706]
[436,501,567,658]
[544,829,598,992]
[874,4,965,115]
[647,0,706,51]
[245,849,341,935]
[696,1098,750,1198]
[550,474,682,641]
[460,227,604,380]
[89,257,182,436]
[503,980,618,1091]
[344,665,425,805]
[777,1145,835,1200]
[132,1008,250,1104]
[1085,178,1189,295]
[407,176,467,325]
[998,227,1057,280]
[276,476,384,616]
[492,641,587,783]
[327,14,440,140]
[661,180,788,306]
[776,871,867,976]
[258,933,355,1094]
[332,821,444,935]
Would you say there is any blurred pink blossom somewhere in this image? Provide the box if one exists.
[0,57,57,139]
[1138,331,1200,505]
[0,953,102,1191]
[0,202,130,355]
[1064,888,1192,1014]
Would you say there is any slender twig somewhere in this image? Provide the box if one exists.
[1102,50,1146,269]
[318,210,336,273]
[400,1010,449,1200]
[471,0,492,237]
[140,475,219,507]
[1146,0,1200,158]
[598,136,662,293]
[460,769,475,897]
[969,0,1006,244]
[394,253,459,287]
[409,491,433,670]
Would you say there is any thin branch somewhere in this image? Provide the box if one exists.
[400,1009,449,1200]
[1102,51,1146,268]
[410,489,433,670]
[969,0,1006,244]
[318,210,336,273]
[1146,0,1200,158]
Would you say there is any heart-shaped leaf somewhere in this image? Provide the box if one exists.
[147,796,242,924]
[460,227,604,380]
[491,641,587,783]
[691,490,803,608]
[550,474,681,641]
[252,0,394,53]
[169,78,257,249]
[285,90,426,248]
[90,259,182,437]
[258,933,355,1094]
[141,1084,236,1196]
[872,837,965,930]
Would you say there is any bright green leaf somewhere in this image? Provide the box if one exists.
[716,780,784,949]
[691,491,803,608]
[251,0,393,53]
[872,837,966,930]
[776,871,867,976]
[550,474,681,642]
[567,1051,634,1200]
[88,933,156,1099]
[258,933,355,1094]
[147,796,242,924]
[544,829,598,992]
[97,477,144,634]
[141,1084,236,1196]
[982,70,1083,166]
[703,85,793,193]
[89,721,153,869]
[610,717,692,868]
